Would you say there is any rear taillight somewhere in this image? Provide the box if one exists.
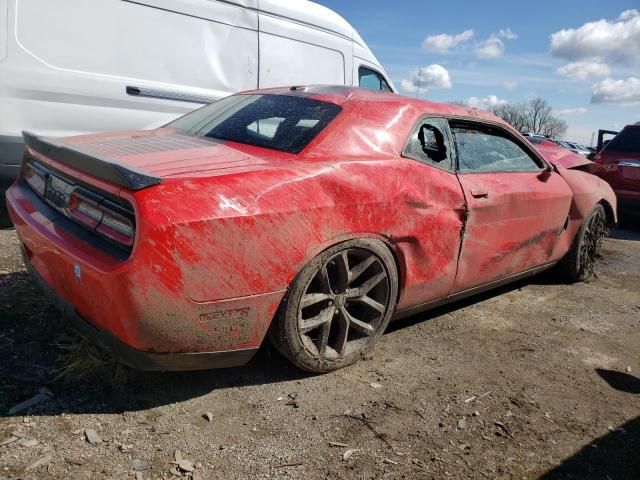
[68,190,103,229]
[24,162,47,196]
[23,159,136,250]
[96,202,135,247]
[69,191,135,247]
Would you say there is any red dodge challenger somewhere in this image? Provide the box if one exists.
[6,86,616,373]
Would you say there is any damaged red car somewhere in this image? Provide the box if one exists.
[6,86,617,373]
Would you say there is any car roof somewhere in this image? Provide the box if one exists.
[238,85,510,128]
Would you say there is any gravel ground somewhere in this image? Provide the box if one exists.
[0,226,639,480]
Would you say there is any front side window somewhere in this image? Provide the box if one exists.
[168,94,342,154]
[359,67,392,92]
[403,118,453,170]
[451,123,543,173]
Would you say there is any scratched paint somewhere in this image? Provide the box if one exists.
[6,87,618,365]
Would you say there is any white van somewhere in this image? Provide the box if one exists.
[0,0,394,226]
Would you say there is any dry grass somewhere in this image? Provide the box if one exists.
[52,337,129,385]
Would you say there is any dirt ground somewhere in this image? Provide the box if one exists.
[0,226,639,480]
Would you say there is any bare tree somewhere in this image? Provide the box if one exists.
[491,103,528,132]
[454,97,568,138]
[538,116,568,138]
[492,97,567,138]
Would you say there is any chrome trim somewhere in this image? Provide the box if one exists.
[619,160,640,168]
[126,86,216,105]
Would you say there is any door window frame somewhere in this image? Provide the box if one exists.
[401,115,457,173]
[446,117,551,175]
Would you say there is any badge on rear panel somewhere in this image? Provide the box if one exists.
[73,264,82,279]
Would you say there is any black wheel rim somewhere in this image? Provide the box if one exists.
[579,209,607,277]
[297,248,391,360]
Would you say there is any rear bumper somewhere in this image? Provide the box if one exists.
[7,180,283,371]
[25,254,257,371]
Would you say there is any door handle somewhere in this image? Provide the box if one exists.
[470,188,489,198]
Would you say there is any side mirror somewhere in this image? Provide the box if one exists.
[418,125,447,163]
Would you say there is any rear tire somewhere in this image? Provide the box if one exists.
[560,204,607,282]
[269,238,398,373]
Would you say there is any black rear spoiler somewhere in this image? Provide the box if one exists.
[22,131,161,190]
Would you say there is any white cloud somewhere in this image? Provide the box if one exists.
[466,95,508,110]
[401,65,452,94]
[556,107,588,115]
[474,36,505,59]
[472,28,517,60]
[503,81,518,91]
[550,10,640,65]
[422,30,474,53]
[619,9,639,21]
[556,61,611,80]
[498,28,518,40]
[591,77,640,104]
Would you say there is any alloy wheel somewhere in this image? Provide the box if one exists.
[297,248,391,360]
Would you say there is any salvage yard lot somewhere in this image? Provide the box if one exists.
[0,227,639,480]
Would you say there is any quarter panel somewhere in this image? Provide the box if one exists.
[158,158,466,310]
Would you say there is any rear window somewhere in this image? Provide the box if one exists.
[605,127,640,153]
[168,94,342,154]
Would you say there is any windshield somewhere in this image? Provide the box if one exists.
[168,94,342,154]
[605,127,640,153]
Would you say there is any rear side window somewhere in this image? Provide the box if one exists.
[403,118,454,171]
[359,67,392,92]
[169,95,342,154]
[605,128,640,153]
[451,123,542,173]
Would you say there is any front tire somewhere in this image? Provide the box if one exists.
[560,204,607,282]
[270,239,398,373]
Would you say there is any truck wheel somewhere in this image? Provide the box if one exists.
[270,238,398,373]
[560,204,607,282]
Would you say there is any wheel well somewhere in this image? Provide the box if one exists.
[599,199,616,226]
[385,241,405,305]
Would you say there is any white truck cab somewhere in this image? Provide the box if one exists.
[0,0,394,226]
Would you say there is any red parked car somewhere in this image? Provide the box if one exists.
[6,87,617,373]
[593,124,640,218]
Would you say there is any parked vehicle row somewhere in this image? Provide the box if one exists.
[0,0,395,227]
[552,140,592,158]
[522,134,594,158]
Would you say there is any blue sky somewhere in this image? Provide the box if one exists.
[317,0,640,145]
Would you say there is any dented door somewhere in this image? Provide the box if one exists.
[450,122,573,293]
